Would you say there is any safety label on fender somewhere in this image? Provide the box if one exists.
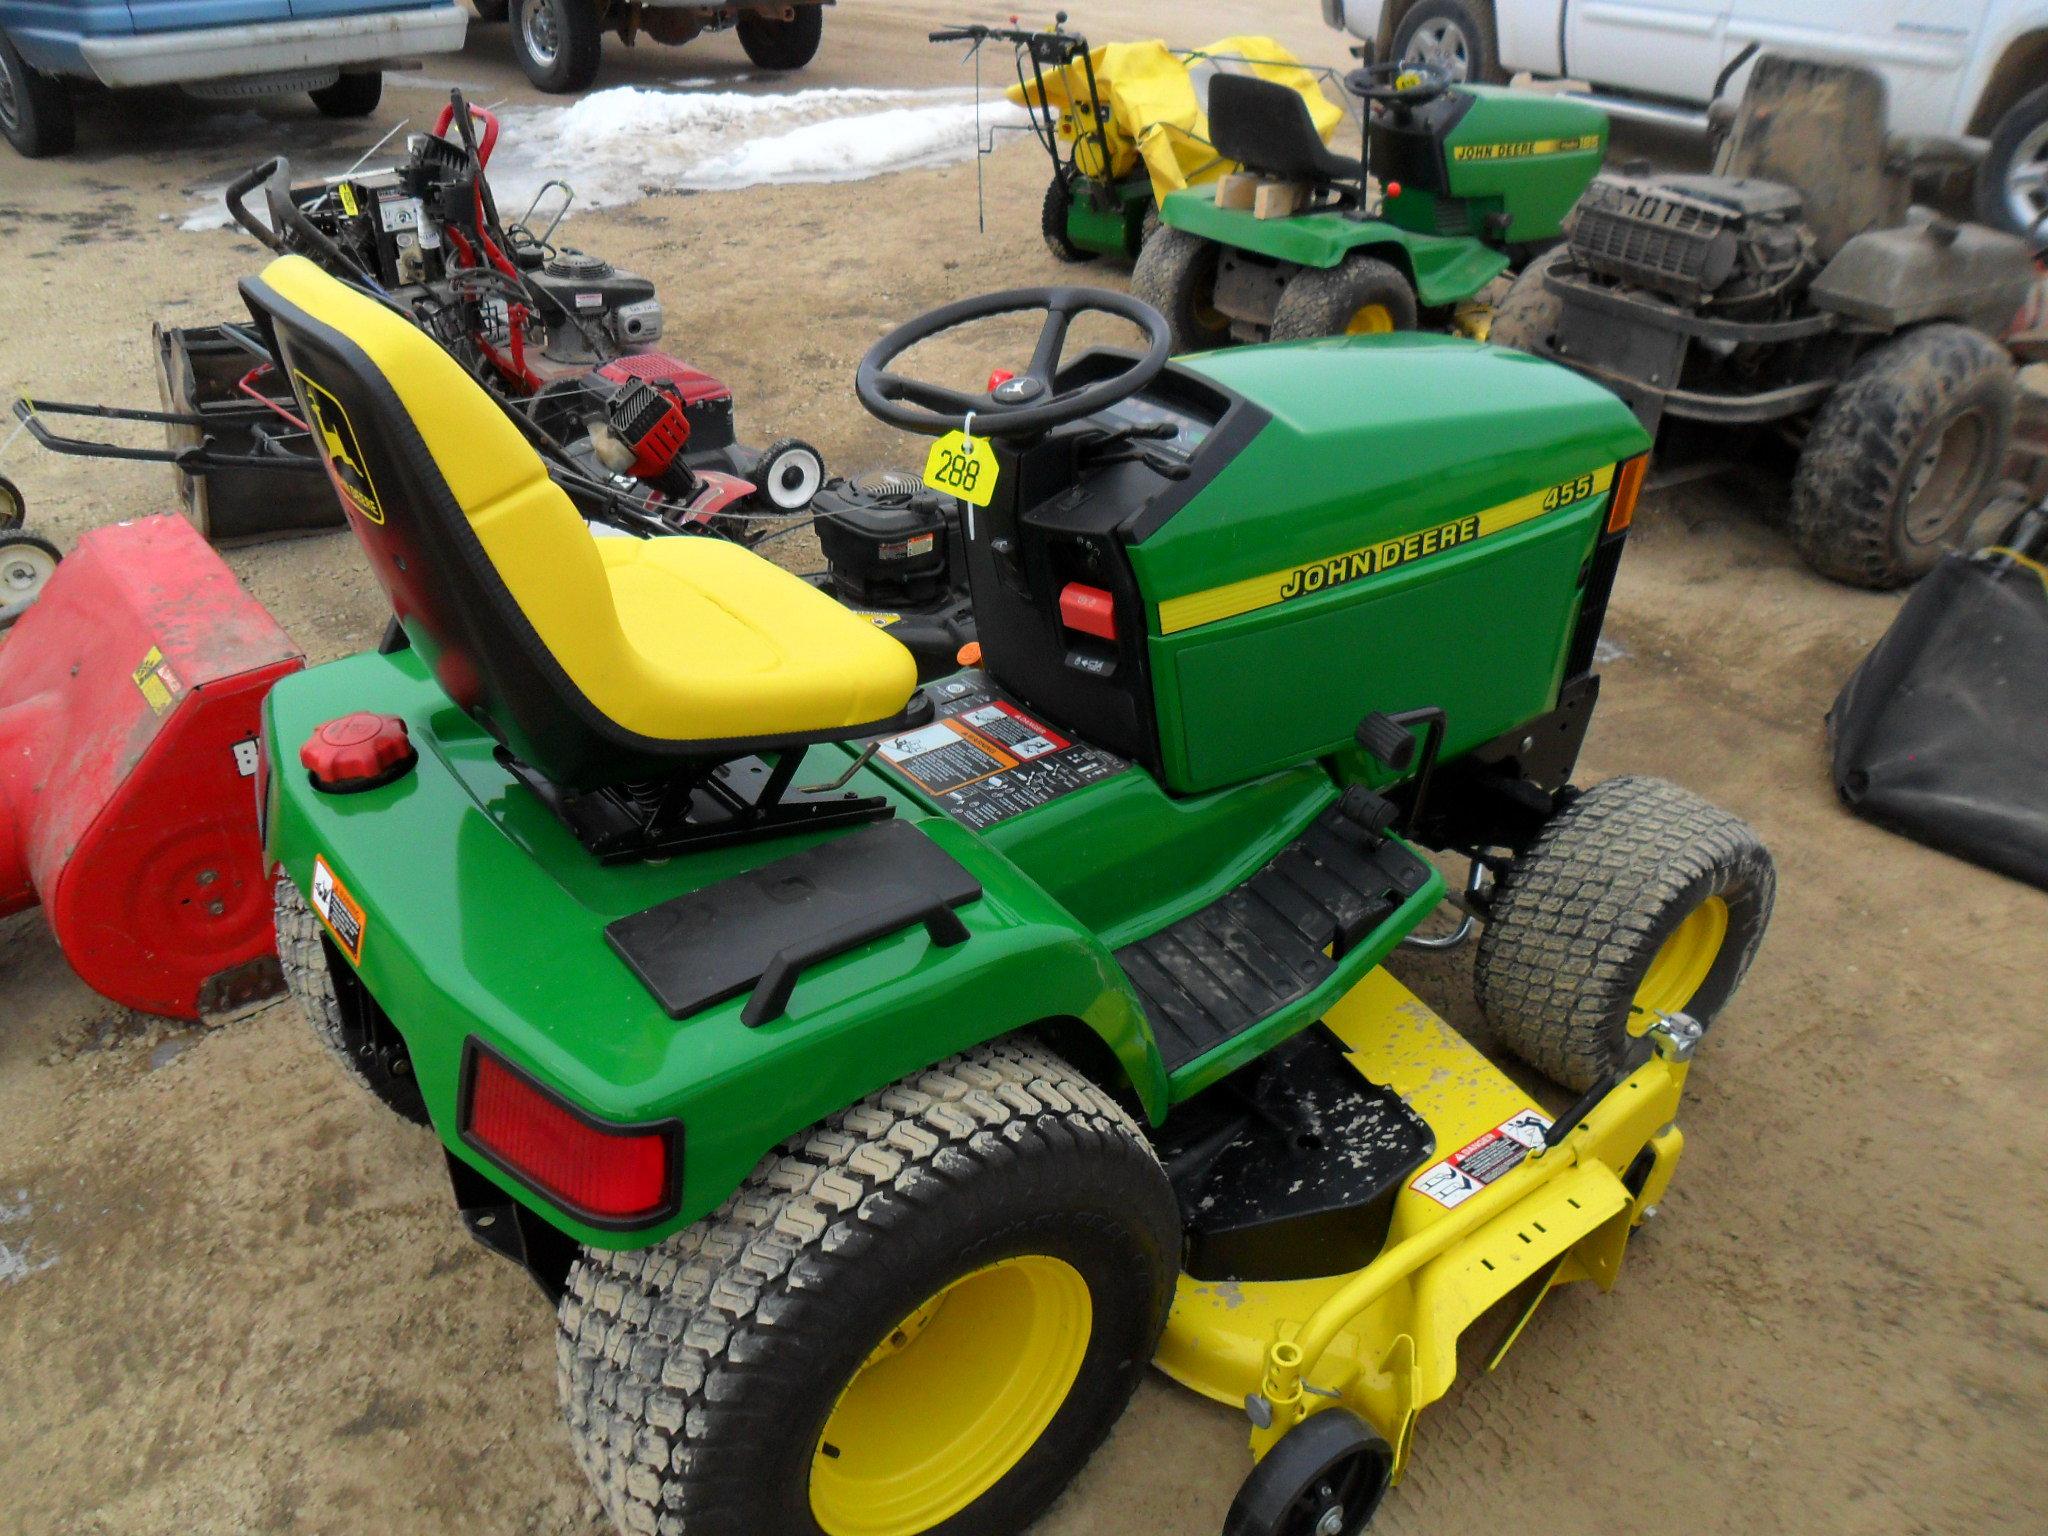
[310,855,367,966]
[871,674,1127,830]
[1410,1108,1553,1209]
[132,646,182,717]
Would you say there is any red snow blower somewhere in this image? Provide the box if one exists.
[0,515,301,1018]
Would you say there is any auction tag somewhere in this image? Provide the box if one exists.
[922,430,997,507]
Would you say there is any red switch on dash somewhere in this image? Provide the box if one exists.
[1059,583,1117,641]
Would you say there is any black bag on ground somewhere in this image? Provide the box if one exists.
[1828,512,2048,891]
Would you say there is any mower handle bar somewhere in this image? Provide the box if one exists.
[11,397,323,474]
[224,156,377,288]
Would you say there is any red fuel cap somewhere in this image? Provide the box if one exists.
[302,712,417,793]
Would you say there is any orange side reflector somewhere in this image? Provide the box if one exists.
[1607,454,1649,534]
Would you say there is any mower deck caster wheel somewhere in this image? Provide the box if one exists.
[1223,1409,1392,1536]
[0,474,23,531]
[753,436,825,514]
[0,532,60,629]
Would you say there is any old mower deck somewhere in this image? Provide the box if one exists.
[254,258,1773,1536]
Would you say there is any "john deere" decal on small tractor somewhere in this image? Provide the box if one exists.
[249,259,1774,1535]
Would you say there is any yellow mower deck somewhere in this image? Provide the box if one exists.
[1156,971,1687,1477]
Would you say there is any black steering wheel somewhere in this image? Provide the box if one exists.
[1345,60,1451,110]
[856,287,1171,439]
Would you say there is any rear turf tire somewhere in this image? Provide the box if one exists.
[513,0,603,93]
[557,1039,1179,1536]
[275,876,429,1125]
[1042,171,1094,263]
[737,5,823,70]
[310,70,382,119]
[1473,776,1776,1092]
[1268,254,1418,342]
[1790,324,2015,589]
[0,31,75,158]
[1488,245,1568,353]
[1132,227,1231,353]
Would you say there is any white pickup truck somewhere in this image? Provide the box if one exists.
[1323,0,2048,236]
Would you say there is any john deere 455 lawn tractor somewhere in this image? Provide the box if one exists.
[1135,60,1605,349]
[251,254,1773,1535]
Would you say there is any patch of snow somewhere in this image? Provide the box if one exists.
[1593,636,1630,664]
[0,1194,57,1287]
[182,85,1024,230]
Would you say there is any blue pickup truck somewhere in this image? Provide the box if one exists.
[1,0,468,157]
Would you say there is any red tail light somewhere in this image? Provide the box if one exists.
[463,1045,677,1224]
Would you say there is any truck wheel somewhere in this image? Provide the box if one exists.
[0,31,75,158]
[557,1039,1179,1536]
[513,0,603,93]
[1268,255,1418,342]
[1132,227,1231,353]
[1042,171,1094,263]
[1976,82,2048,241]
[1488,246,1568,353]
[310,71,382,119]
[1392,0,1499,86]
[275,876,430,1125]
[1790,324,2015,589]
[737,5,823,71]
[1473,776,1775,1093]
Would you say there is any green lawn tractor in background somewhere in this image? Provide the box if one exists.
[250,254,1774,1536]
[932,15,1343,265]
[1135,60,1606,349]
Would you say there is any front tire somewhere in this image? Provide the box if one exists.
[512,0,602,93]
[1790,324,2015,589]
[1131,227,1231,353]
[310,70,381,119]
[737,4,823,71]
[0,31,75,158]
[1268,254,1418,342]
[557,1039,1179,1536]
[1473,776,1775,1092]
[1976,83,2048,241]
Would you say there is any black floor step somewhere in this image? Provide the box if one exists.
[1154,1027,1436,1281]
[1114,806,1433,1073]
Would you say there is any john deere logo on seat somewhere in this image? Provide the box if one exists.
[296,372,385,525]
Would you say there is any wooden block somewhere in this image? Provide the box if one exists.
[1253,180,1308,219]
[1213,172,1259,210]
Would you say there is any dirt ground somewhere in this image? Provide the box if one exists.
[2,4,2045,1534]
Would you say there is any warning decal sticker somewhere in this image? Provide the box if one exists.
[872,673,1128,831]
[1410,1108,1554,1209]
[310,855,367,966]
[132,646,183,717]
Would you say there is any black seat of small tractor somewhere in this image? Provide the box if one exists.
[1209,72,1357,186]
[239,255,917,796]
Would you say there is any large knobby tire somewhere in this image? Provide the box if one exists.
[513,0,603,93]
[1790,324,2016,589]
[1392,0,1500,86]
[274,876,430,1124]
[1268,254,1419,342]
[1975,82,2048,241]
[557,1039,1179,1536]
[0,30,75,158]
[310,70,382,119]
[737,5,823,71]
[1132,226,1232,353]
[1488,245,1568,354]
[1473,776,1776,1093]
[1041,172,1094,263]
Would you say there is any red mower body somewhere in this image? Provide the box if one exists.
[0,516,302,1018]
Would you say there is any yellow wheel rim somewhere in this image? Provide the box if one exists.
[809,1255,1093,1536]
[1629,895,1728,1031]
[1346,303,1395,335]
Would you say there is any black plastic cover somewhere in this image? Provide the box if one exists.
[1829,548,2048,890]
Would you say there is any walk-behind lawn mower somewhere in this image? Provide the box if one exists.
[931,15,1342,266]
[11,94,825,548]
[1491,53,2039,590]
[1134,60,1605,350]
[250,254,1775,1534]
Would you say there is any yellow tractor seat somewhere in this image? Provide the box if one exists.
[239,255,916,793]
